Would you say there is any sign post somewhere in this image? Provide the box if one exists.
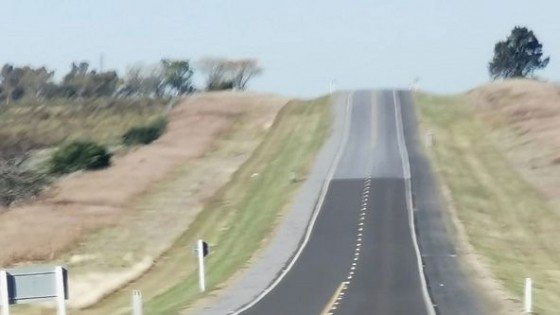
[196,240,209,292]
[55,266,66,315]
[0,270,9,315]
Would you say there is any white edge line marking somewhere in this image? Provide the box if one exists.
[393,90,437,315]
[230,92,355,315]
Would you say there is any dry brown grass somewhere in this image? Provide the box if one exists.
[2,92,287,314]
[469,79,560,202]
[0,92,286,269]
[0,98,166,149]
[417,81,560,314]
[78,96,330,315]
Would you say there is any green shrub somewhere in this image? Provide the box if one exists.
[207,80,234,91]
[49,141,111,174]
[122,117,167,146]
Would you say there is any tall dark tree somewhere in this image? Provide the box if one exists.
[489,26,550,79]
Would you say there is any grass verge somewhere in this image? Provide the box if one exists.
[415,93,560,314]
[79,96,331,314]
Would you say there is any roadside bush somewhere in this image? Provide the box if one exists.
[122,117,167,146]
[49,141,111,174]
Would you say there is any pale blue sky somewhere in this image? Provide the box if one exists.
[1,0,559,97]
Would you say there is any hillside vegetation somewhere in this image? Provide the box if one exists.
[78,96,331,315]
[0,98,166,154]
[0,57,260,207]
[0,98,167,207]
[416,80,560,314]
[6,92,290,314]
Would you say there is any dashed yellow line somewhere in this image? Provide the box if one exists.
[321,282,348,315]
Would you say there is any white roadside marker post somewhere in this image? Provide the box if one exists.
[0,270,9,315]
[524,278,533,314]
[132,290,143,315]
[197,239,206,292]
[55,266,67,315]
[425,130,434,148]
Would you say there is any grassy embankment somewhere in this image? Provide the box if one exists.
[0,98,167,151]
[416,93,560,314]
[80,96,332,314]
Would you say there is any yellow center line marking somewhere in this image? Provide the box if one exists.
[321,282,348,315]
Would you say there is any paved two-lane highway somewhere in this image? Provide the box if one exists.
[237,90,431,315]
[235,90,485,315]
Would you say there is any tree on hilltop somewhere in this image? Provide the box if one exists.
[489,26,550,79]
[161,59,195,96]
[197,57,262,91]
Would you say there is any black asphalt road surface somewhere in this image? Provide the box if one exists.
[238,90,485,315]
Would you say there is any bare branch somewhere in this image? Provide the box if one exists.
[0,156,47,207]
[197,57,262,91]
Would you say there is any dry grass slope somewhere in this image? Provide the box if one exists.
[77,96,331,315]
[416,80,560,314]
[0,98,166,151]
[469,79,560,202]
[1,92,287,314]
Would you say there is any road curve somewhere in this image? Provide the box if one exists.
[233,90,447,315]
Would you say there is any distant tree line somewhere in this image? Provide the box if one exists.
[0,57,262,104]
[0,56,262,206]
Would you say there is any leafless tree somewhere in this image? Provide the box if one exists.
[197,57,230,91]
[231,59,263,90]
[121,63,165,97]
[0,155,47,207]
[197,57,262,91]
[61,62,119,98]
